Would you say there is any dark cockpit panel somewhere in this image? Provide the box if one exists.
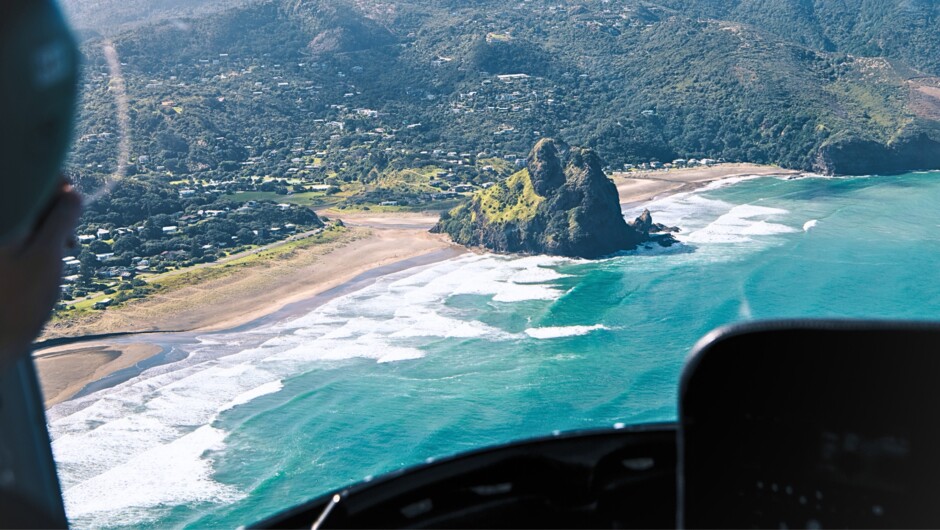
[680,320,940,529]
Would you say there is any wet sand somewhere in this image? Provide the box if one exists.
[35,217,460,406]
[35,342,163,407]
[614,163,801,206]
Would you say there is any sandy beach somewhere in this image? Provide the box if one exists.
[614,163,801,206]
[35,214,458,406]
[35,342,163,407]
[34,163,798,407]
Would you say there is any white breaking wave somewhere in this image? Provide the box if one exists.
[683,204,798,244]
[219,380,285,413]
[623,194,736,236]
[525,325,609,339]
[50,252,576,527]
[699,174,766,191]
[62,425,242,525]
[803,219,818,232]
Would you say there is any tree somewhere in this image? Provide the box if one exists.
[236,228,255,244]
[89,240,112,254]
[113,234,141,254]
[140,220,163,240]
[78,249,98,286]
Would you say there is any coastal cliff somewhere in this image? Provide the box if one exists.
[813,132,940,175]
[433,139,675,258]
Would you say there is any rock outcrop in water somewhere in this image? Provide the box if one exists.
[432,139,676,258]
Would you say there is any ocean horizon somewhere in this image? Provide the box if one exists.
[48,171,940,529]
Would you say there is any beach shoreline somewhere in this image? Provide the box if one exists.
[35,163,796,407]
[614,163,801,209]
[35,342,165,407]
[36,216,462,407]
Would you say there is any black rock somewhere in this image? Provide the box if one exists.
[433,139,676,258]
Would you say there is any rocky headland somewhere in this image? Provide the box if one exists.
[433,139,677,258]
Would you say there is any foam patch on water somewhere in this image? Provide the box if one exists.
[50,252,578,528]
[62,425,242,525]
[683,204,797,244]
[389,309,506,339]
[525,325,609,339]
[624,194,735,236]
[219,380,284,413]
[699,174,766,191]
[264,337,426,366]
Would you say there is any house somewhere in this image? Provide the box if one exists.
[78,234,97,244]
[496,74,530,82]
[162,226,179,234]
[179,189,196,198]
[93,298,114,310]
[62,257,81,272]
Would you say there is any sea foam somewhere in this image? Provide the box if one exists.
[684,204,797,244]
[49,252,579,528]
[62,425,242,524]
[525,325,609,339]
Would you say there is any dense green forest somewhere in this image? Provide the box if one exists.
[67,0,940,184]
[56,0,940,313]
[658,0,940,77]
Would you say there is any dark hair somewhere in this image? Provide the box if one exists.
[0,0,32,32]
[0,0,80,240]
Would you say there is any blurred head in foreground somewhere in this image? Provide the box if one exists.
[0,0,83,368]
[0,0,80,243]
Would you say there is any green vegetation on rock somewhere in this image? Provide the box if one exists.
[476,169,544,224]
[434,139,674,258]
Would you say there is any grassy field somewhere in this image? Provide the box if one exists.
[222,190,343,207]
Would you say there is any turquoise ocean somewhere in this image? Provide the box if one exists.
[47,172,940,529]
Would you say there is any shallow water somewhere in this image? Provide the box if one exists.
[48,171,940,529]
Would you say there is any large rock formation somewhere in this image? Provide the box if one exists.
[813,132,940,175]
[433,139,675,258]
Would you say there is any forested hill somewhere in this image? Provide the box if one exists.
[69,0,940,182]
[60,0,253,38]
[658,0,940,77]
